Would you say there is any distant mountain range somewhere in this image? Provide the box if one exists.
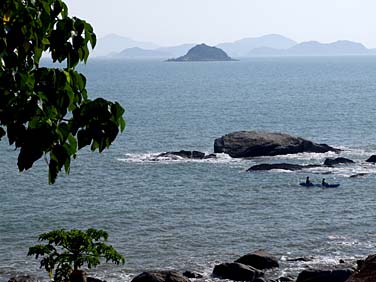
[95,34,376,59]
[92,34,159,57]
[249,40,374,56]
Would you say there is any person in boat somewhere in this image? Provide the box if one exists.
[306,176,312,185]
[322,178,328,186]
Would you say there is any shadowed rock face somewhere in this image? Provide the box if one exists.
[235,250,279,270]
[131,271,189,282]
[214,131,339,158]
[346,254,376,282]
[213,262,263,281]
[324,157,354,166]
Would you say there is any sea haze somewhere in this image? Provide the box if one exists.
[1,56,376,281]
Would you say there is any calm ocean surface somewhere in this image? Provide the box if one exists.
[1,57,376,281]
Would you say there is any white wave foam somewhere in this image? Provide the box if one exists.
[117,152,247,165]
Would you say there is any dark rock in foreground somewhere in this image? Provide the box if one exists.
[213,262,263,281]
[214,131,339,158]
[167,44,235,62]
[366,155,376,163]
[8,276,39,282]
[324,157,354,166]
[235,250,279,270]
[182,271,203,279]
[346,254,376,282]
[296,266,354,282]
[248,163,321,171]
[132,271,189,282]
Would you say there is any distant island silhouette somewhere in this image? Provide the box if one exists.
[166,44,236,62]
[96,34,376,59]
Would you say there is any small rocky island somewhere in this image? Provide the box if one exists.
[167,43,236,62]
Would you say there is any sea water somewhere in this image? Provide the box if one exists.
[1,57,376,281]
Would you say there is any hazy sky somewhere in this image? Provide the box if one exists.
[65,0,376,48]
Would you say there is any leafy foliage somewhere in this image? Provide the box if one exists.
[28,228,125,281]
[0,0,125,183]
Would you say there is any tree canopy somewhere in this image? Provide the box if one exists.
[0,0,125,183]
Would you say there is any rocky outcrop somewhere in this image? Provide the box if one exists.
[131,271,189,282]
[213,262,263,281]
[87,278,106,282]
[346,254,376,282]
[214,131,339,158]
[235,251,279,270]
[247,163,320,171]
[296,266,354,282]
[324,157,354,166]
[365,155,376,163]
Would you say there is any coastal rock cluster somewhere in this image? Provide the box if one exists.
[10,252,376,282]
[126,250,376,282]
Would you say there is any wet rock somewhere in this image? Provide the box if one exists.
[131,271,189,282]
[8,276,39,282]
[182,271,203,279]
[157,150,206,159]
[277,277,294,282]
[247,163,321,171]
[324,157,354,166]
[214,131,339,158]
[235,250,279,270]
[366,155,376,163]
[296,266,354,282]
[350,173,368,178]
[87,278,106,282]
[346,254,376,282]
[286,256,313,262]
[213,262,263,281]
[203,153,217,159]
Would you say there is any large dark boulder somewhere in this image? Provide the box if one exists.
[235,251,279,270]
[366,155,376,163]
[247,163,320,171]
[296,267,354,282]
[346,254,376,282]
[131,271,189,282]
[8,276,39,282]
[213,262,263,281]
[214,131,339,158]
[324,157,354,166]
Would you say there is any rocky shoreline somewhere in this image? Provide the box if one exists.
[9,251,376,282]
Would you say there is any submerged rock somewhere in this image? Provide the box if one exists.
[131,271,189,282]
[235,250,279,270]
[247,163,321,171]
[214,131,339,158]
[324,157,354,166]
[157,150,206,159]
[213,262,263,281]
